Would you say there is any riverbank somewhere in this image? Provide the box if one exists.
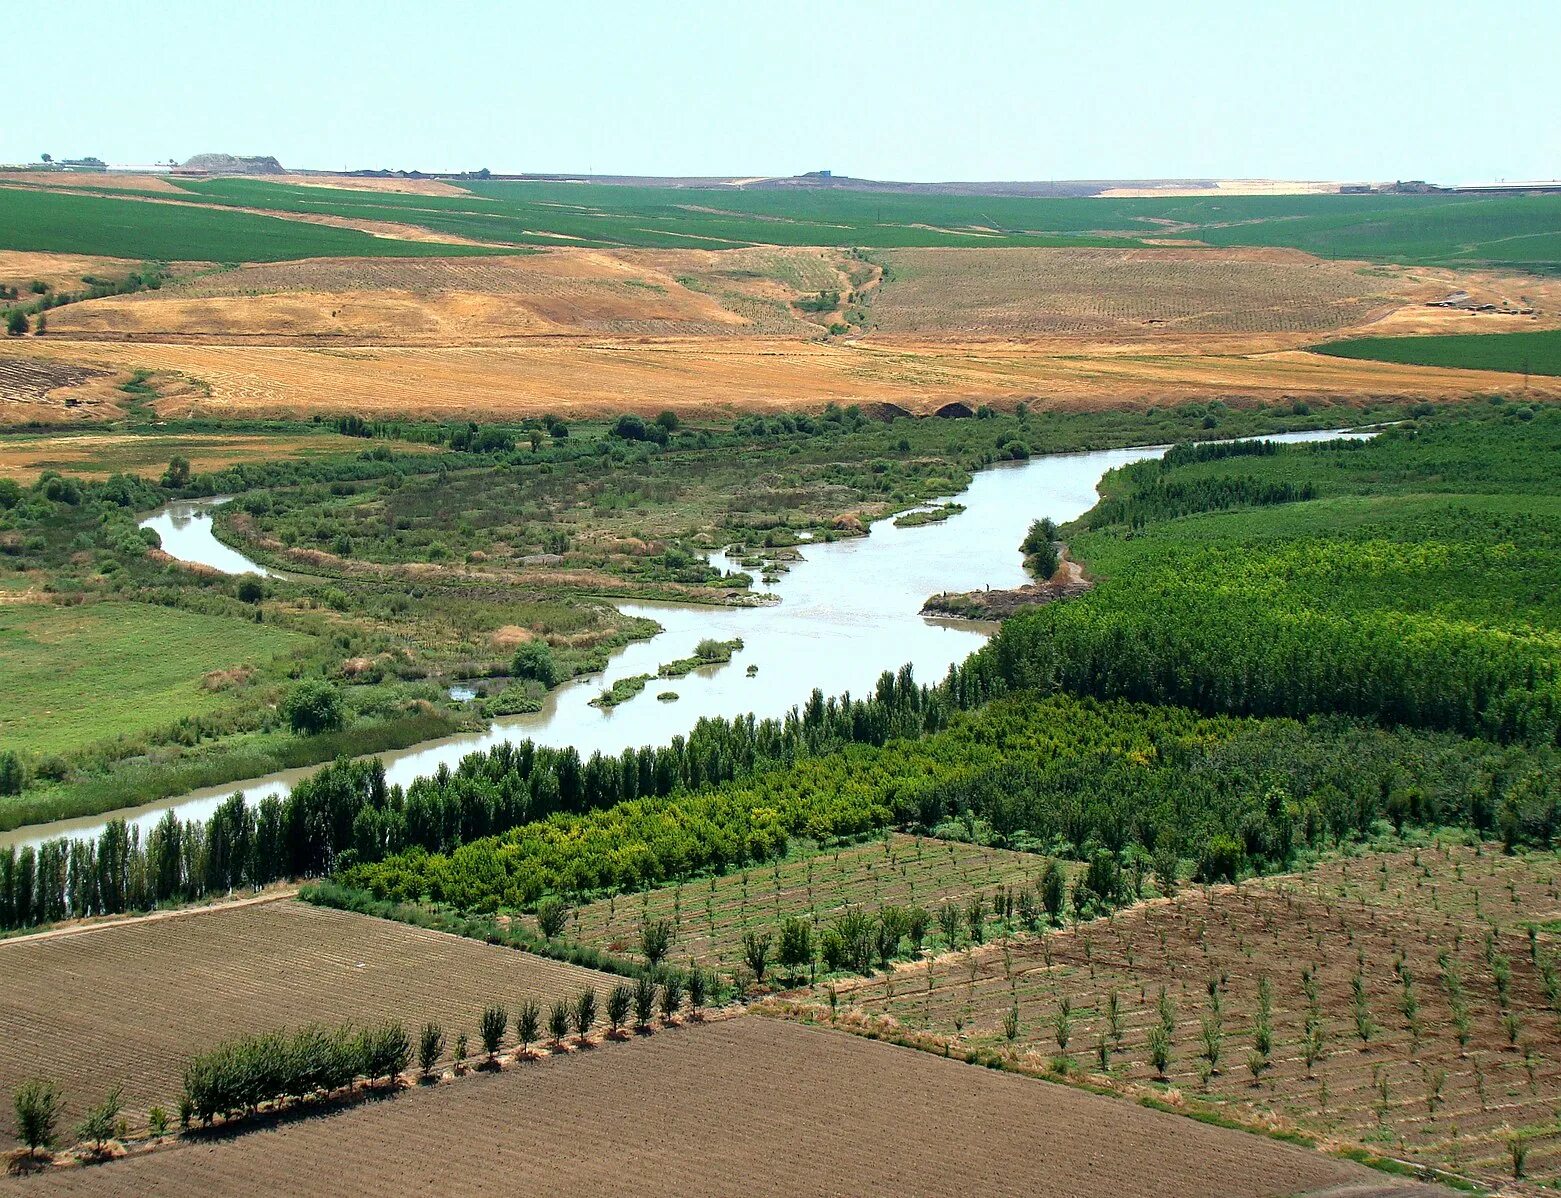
[923,551,1091,620]
[0,421,1389,851]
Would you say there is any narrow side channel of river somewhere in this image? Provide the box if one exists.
[4,429,1369,851]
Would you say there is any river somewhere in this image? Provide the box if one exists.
[3,428,1369,851]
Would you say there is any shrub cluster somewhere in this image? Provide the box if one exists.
[181,1022,410,1127]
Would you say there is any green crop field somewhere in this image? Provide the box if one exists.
[0,601,308,755]
[0,186,517,263]
[180,180,1561,267]
[4,177,1557,266]
[1312,327,1561,376]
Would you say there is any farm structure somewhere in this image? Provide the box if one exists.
[0,1017,1439,1197]
[817,840,1561,1189]
[0,898,618,1148]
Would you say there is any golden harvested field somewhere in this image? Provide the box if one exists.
[868,247,1555,338]
[820,841,1561,1188]
[0,429,428,482]
[270,174,474,197]
[0,1017,1434,1198]
[553,834,1052,971]
[42,246,858,342]
[0,899,618,1148]
[0,252,155,297]
[4,334,1556,424]
[0,173,186,195]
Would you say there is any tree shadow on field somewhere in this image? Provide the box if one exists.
[183,1081,404,1145]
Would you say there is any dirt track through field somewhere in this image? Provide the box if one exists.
[0,1017,1442,1197]
[0,900,616,1147]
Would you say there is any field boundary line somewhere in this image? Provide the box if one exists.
[0,885,299,948]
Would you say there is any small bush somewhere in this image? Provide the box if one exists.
[660,972,684,1019]
[535,897,569,939]
[479,1005,508,1059]
[417,1022,444,1079]
[573,989,597,1040]
[548,1000,570,1047]
[633,974,657,1028]
[14,1078,62,1154]
[76,1086,123,1154]
[607,984,633,1032]
[512,641,559,688]
[516,999,541,1053]
[283,679,346,736]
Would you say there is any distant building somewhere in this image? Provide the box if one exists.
[1338,184,1374,194]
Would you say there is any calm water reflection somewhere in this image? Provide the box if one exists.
[4,429,1367,850]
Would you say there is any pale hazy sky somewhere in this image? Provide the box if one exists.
[15,0,1560,184]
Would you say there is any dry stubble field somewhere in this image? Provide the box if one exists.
[0,898,618,1148]
[5,333,1556,426]
[0,1017,1437,1198]
[6,243,1557,424]
[820,841,1561,1188]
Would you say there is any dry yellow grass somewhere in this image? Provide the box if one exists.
[869,247,1561,339]
[42,247,858,342]
[270,173,473,197]
[3,332,1556,425]
[8,245,1557,423]
[0,429,429,482]
[0,252,154,297]
[0,171,187,194]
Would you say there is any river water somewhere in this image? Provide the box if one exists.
[4,429,1368,851]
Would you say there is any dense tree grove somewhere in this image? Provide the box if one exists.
[337,695,1555,913]
[0,663,966,930]
[1002,410,1561,746]
[5,406,1554,935]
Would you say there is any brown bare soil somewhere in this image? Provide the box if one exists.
[0,358,117,421]
[0,899,618,1147]
[0,1017,1432,1197]
[867,248,1561,339]
[0,172,186,195]
[816,840,1561,1188]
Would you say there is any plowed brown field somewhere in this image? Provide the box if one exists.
[0,899,617,1147]
[0,1017,1439,1197]
[822,841,1561,1188]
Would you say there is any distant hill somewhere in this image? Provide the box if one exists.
[486,171,1228,197]
[182,153,285,175]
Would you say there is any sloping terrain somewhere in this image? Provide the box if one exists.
[0,1017,1439,1197]
[0,899,617,1146]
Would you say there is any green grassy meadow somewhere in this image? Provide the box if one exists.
[1312,327,1561,376]
[0,602,307,755]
